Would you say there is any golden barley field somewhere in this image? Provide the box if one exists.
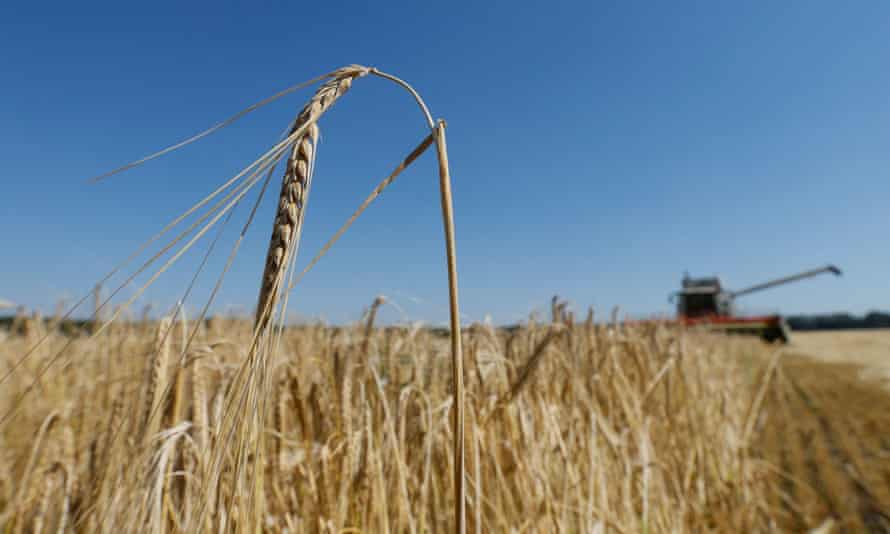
[1,308,887,533]
[0,311,771,533]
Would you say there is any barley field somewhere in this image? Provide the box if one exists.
[2,309,887,533]
[0,313,890,532]
[0,311,770,533]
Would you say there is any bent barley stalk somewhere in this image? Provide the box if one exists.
[247,65,466,533]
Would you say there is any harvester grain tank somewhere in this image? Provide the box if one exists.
[671,265,842,342]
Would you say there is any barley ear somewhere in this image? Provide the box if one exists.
[254,65,370,332]
[143,317,173,444]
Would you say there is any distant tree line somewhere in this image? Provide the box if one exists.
[786,311,890,331]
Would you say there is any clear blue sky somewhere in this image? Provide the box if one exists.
[1,1,888,324]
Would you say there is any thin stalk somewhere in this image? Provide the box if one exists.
[433,120,465,534]
[369,69,435,130]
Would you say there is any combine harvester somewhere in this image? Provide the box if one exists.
[670,264,842,343]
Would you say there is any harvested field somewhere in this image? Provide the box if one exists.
[790,330,890,381]
[753,330,890,533]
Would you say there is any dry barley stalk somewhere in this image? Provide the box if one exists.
[254,65,370,331]
[142,317,173,444]
[362,296,386,356]
[240,65,466,533]
[244,67,466,534]
[433,119,466,534]
[190,66,375,534]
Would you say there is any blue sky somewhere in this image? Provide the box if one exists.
[1,2,888,324]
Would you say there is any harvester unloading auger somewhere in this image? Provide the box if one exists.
[670,264,842,342]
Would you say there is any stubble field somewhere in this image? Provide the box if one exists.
[756,330,890,533]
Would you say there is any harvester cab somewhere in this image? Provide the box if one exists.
[675,273,734,318]
[670,264,842,342]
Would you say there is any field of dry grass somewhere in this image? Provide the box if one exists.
[2,314,889,533]
[1,311,785,533]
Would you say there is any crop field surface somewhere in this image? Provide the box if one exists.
[0,318,888,533]
[790,330,890,379]
[755,330,890,533]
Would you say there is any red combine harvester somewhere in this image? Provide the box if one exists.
[671,265,842,343]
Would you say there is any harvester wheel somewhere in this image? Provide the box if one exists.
[761,320,791,344]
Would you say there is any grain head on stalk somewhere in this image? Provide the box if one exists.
[254,65,371,332]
